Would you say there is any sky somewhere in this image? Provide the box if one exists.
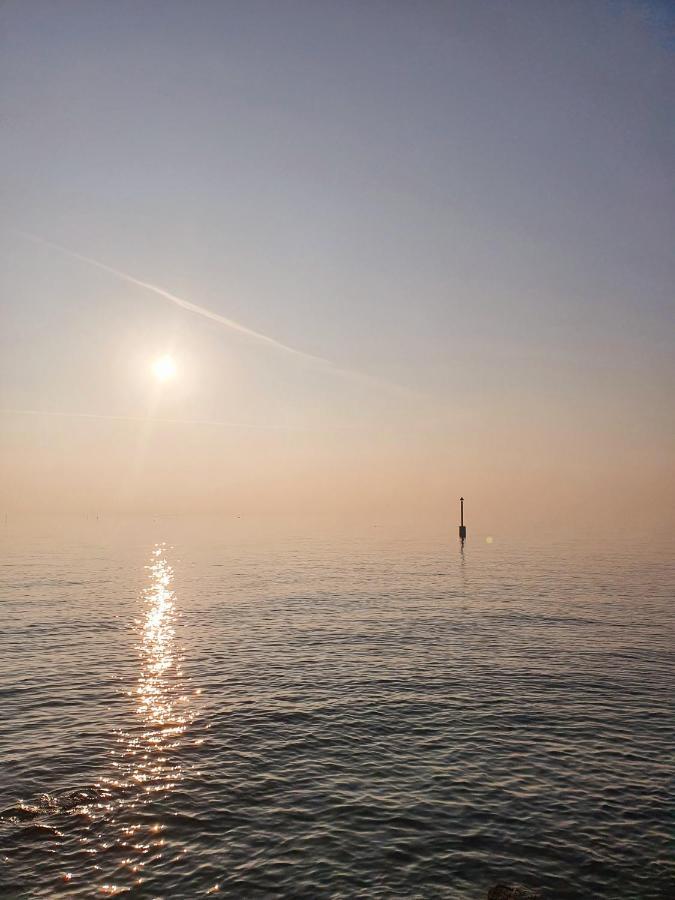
[1,0,673,530]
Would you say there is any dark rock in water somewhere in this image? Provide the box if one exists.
[487,884,542,900]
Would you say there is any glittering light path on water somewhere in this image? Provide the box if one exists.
[28,543,203,896]
[122,546,192,797]
[89,544,201,894]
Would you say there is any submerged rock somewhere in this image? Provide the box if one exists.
[487,884,542,900]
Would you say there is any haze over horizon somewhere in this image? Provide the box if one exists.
[1,0,673,531]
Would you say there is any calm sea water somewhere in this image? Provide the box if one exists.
[1,518,673,899]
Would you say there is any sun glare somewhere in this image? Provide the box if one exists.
[152,355,177,382]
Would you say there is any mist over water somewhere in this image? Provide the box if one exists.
[1,518,673,898]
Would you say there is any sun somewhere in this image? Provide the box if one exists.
[151,355,177,382]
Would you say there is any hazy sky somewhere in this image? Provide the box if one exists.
[1,1,673,529]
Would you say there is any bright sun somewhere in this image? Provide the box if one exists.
[152,355,177,382]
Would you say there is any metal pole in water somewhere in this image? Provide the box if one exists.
[459,497,466,542]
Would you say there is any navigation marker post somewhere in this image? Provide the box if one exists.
[459,497,466,542]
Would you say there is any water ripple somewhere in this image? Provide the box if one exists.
[0,524,673,898]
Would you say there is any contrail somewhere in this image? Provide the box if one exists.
[0,407,357,431]
[15,230,422,398]
[16,230,331,366]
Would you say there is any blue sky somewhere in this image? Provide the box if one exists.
[1,1,673,524]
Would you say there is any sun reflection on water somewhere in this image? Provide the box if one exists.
[115,542,196,802]
[135,546,188,752]
[69,543,200,894]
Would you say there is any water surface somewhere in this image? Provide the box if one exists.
[1,518,673,898]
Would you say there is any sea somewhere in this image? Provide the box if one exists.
[1,517,673,899]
